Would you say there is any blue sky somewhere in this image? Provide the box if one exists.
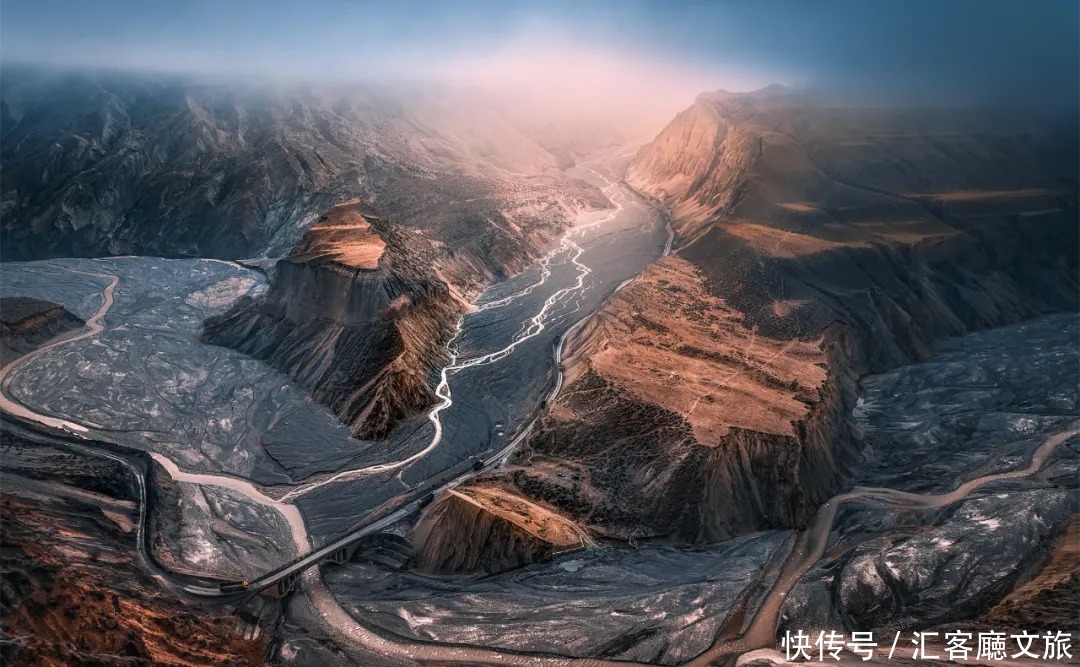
[2,0,1077,104]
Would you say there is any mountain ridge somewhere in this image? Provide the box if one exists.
[418,90,1079,573]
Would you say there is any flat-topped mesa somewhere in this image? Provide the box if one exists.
[539,93,1079,542]
[505,257,860,543]
[289,199,386,271]
[0,297,85,365]
[203,177,603,440]
[419,91,1079,571]
[202,199,456,440]
[259,199,406,326]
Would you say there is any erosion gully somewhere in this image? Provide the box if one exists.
[1,146,1073,665]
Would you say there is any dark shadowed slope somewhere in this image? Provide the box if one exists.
[420,88,1078,572]
[0,68,608,263]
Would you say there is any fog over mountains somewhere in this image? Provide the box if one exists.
[0,68,645,261]
[1,2,1078,666]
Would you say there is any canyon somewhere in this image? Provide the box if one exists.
[422,87,1077,566]
[0,72,1077,667]
[2,67,616,440]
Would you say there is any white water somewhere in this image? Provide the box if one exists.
[0,150,669,665]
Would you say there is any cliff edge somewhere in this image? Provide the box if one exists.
[418,89,1079,572]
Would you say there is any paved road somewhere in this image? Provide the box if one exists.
[3,190,1074,665]
[685,422,1080,666]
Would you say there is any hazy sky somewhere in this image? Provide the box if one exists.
[3,0,1078,105]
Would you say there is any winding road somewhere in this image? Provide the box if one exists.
[2,161,1075,666]
[0,150,673,664]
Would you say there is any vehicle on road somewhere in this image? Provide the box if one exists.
[218,579,249,593]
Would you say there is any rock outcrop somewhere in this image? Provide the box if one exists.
[203,181,600,438]
[777,314,1080,638]
[413,482,589,574]
[0,68,614,263]
[423,89,1079,570]
[0,434,266,666]
[507,258,861,543]
[0,297,84,365]
[201,201,457,439]
[3,67,614,442]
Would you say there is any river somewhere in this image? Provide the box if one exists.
[2,146,1075,665]
[311,314,1078,666]
[284,148,670,538]
[0,146,673,658]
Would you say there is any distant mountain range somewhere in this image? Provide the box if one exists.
[0,67,624,262]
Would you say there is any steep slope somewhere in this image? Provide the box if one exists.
[0,434,267,666]
[2,68,612,439]
[0,297,85,365]
[413,482,588,574]
[508,257,859,542]
[983,517,1079,630]
[420,89,1079,570]
[200,200,458,440]
[203,181,602,438]
[0,68,603,262]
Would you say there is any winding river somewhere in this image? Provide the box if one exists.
[2,144,1076,666]
[0,146,673,663]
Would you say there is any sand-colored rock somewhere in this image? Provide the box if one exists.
[413,482,588,574]
[429,90,1078,562]
[0,482,264,666]
[290,199,386,270]
[564,256,825,444]
[203,184,599,439]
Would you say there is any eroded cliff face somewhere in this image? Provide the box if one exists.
[505,258,861,543]
[420,90,1079,571]
[202,202,453,439]
[4,68,614,442]
[626,88,1078,248]
[0,69,613,262]
[0,297,85,365]
[412,482,588,574]
[204,185,600,439]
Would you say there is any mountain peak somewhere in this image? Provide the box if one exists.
[695,83,790,105]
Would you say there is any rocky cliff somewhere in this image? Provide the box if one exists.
[4,67,613,442]
[0,297,85,366]
[505,258,862,543]
[204,184,601,439]
[201,202,460,439]
[0,68,608,263]
[413,482,588,574]
[420,89,1079,571]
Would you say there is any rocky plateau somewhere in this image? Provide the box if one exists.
[415,88,1080,640]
